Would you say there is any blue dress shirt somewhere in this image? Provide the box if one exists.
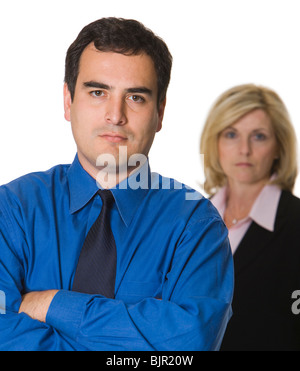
[0,155,233,351]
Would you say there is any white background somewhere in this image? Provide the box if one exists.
[0,0,299,197]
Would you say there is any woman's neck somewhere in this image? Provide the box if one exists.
[224,180,267,228]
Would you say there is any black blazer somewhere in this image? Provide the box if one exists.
[221,191,300,351]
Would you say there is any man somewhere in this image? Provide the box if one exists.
[0,18,233,350]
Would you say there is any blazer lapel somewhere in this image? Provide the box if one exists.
[233,191,289,276]
[233,222,273,276]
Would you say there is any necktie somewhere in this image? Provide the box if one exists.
[72,189,117,298]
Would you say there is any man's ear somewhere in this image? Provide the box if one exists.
[156,98,166,133]
[63,83,72,122]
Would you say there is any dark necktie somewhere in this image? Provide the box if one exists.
[72,189,117,298]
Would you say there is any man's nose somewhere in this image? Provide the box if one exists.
[105,97,127,126]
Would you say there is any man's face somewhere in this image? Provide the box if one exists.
[64,44,165,180]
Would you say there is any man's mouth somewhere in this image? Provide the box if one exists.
[100,133,128,143]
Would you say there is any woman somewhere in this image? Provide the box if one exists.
[200,84,300,351]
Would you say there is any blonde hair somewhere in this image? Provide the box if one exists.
[200,84,298,196]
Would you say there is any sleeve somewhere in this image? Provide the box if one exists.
[0,199,84,351]
[46,216,234,351]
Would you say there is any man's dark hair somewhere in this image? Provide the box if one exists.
[65,17,173,106]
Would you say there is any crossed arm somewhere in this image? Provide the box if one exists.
[1,217,233,351]
[19,290,59,323]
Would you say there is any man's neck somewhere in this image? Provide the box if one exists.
[77,151,148,189]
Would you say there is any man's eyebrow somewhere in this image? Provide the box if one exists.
[83,81,111,90]
[83,81,153,96]
[126,87,153,96]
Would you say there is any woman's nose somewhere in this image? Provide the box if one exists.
[239,137,252,156]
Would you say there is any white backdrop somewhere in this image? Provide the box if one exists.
[0,0,299,197]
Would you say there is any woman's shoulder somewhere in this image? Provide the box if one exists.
[280,190,300,207]
[277,190,300,223]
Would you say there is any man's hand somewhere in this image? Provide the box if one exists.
[19,290,59,323]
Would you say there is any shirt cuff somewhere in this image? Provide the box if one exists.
[46,290,89,340]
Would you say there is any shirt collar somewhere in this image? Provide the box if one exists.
[110,160,151,227]
[211,186,227,218]
[67,154,99,214]
[211,181,282,232]
[249,183,281,232]
[67,154,150,227]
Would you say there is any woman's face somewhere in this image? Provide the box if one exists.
[218,109,279,188]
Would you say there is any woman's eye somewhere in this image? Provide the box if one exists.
[223,131,237,139]
[253,133,267,141]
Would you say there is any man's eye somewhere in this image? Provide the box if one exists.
[90,90,104,97]
[128,95,145,103]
